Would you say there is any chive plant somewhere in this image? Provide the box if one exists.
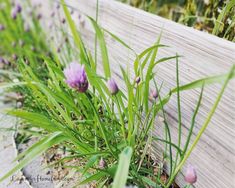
[0,0,234,187]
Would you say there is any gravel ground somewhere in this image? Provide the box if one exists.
[0,92,31,188]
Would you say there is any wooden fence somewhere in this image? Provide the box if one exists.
[36,0,235,187]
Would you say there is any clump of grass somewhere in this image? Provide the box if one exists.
[0,0,234,187]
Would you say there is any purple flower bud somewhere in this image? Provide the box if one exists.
[61,18,66,24]
[11,9,17,19]
[151,89,158,99]
[0,24,5,31]
[185,165,197,184]
[107,78,119,95]
[63,62,89,93]
[0,57,5,63]
[99,158,106,169]
[15,4,22,13]
[135,76,141,84]
[37,13,42,20]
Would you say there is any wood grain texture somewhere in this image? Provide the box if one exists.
[38,0,235,187]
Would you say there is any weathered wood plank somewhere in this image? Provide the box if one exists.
[37,0,235,187]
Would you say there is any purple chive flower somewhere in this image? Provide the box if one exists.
[135,76,141,84]
[185,165,197,184]
[151,89,158,99]
[107,78,119,95]
[15,4,22,13]
[63,62,89,93]
[0,24,5,31]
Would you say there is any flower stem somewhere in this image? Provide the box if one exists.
[85,93,116,157]
[115,95,127,145]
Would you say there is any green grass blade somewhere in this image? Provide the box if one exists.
[104,29,136,55]
[183,86,204,155]
[144,35,162,112]
[0,82,27,90]
[171,69,235,93]
[88,16,111,78]
[0,70,22,77]
[112,146,133,188]
[8,110,57,132]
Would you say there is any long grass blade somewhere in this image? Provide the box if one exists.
[112,147,133,188]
